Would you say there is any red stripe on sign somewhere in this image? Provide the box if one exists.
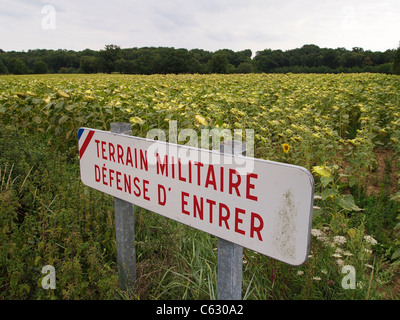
[79,130,95,159]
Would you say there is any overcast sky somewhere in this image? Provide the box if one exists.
[1,0,399,53]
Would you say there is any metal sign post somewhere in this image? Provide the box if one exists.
[217,141,246,300]
[110,123,136,291]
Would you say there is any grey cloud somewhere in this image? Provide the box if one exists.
[0,0,398,52]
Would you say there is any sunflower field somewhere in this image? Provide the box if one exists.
[0,73,399,300]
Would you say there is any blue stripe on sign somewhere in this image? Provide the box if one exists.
[78,128,85,141]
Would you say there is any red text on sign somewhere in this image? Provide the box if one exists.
[181,191,264,241]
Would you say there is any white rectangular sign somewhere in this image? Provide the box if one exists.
[78,127,314,266]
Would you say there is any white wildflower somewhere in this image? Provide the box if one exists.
[336,259,344,267]
[311,229,324,237]
[333,235,347,245]
[335,247,344,254]
[364,248,372,255]
[311,229,329,243]
[364,235,377,245]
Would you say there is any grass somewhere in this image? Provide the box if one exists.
[0,122,399,300]
[1,73,400,300]
[1,121,399,300]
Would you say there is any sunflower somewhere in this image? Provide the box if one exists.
[312,165,332,178]
[282,143,290,154]
[195,114,207,126]
[129,116,145,125]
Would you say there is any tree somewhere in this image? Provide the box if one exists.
[32,60,48,74]
[340,51,364,68]
[134,48,162,74]
[236,62,253,73]
[299,44,321,67]
[157,48,190,74]
[321,49,340,69]
[0,45,396,75]
[253,49,278,72]
[189,58,205,73]
[392,43,400,75]
[99,44,121,73]
[207,52,231,74]
[7,58,29,74]
[352,47,364,53]
[189,49,212,73]
[362,56,374,67]
[80,56,99,73]
[0,60,8,74]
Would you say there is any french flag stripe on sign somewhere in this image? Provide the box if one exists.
[78,129,95,159]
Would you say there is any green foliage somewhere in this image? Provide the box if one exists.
[0,60,8,74]
[0,73,399,300]
[0,126,119,299]
[390,191,400,262]
[99,44,122,74]
[207,52,231,74]
[391,44,400,75]
[7,58,29,75]
[79,56,99,74]
[0,44,396,75]
[32,61,49,74]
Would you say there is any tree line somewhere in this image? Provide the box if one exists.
[0,44,399,75]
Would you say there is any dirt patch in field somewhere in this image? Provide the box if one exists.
[365,149,399,197]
